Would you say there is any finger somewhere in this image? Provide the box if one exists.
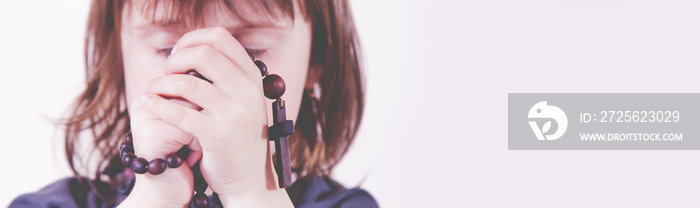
[128,100,196,160]
[165,44,258,93]
[139,92,214,140]
[185,136,204,168]
[171,26,261,82]
[145,74,230,114]
[168,97,202,112]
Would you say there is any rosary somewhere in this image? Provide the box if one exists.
[119,57,294,207]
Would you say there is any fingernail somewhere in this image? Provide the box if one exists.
[140,94,149,104]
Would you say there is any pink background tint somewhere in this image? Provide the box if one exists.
[2,0,700,207]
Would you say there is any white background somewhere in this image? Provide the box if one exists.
[2,0,700,207]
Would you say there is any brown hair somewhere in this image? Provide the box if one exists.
[65,0,363,201]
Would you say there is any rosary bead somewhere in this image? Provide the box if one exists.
[194,178,208,193]
[192,163,208,192]
[165,153,184,168]
[119,141,133,150]
[124,131,133,141]
[254,60,268,76]
[131,157,149,174]
[147,158,167,175]
[120,146,134,158]
[263,74,286,99]
[121,153,136,168]
[192,192,209,208]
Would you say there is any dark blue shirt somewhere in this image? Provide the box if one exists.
[10,176,378,208]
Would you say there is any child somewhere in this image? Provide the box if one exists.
[10,0,377,207]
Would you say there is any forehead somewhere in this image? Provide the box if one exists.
[127,0,296,29]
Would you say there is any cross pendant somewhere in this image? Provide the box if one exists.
[269,99,294,188]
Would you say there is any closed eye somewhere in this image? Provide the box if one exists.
[158,47,266,59]
[158,47,174,56]
[245,48,268,59]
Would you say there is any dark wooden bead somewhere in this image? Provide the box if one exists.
[120,141,133,150]
[254,60,267,76]
[147,158,167,175]
[124,131,133,141]
[192,192,209,208]
[192,163,208,193]
[122,153,136,168]
[165,153,184,168]
[120,146,134,158]
[194,180,208,193]
[263,74,286,99]
[131,157,148,174]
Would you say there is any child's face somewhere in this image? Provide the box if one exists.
[120,1,312,124]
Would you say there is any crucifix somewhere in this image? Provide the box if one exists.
[268,99,294,188]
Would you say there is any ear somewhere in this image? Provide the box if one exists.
[305,63,323,89]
